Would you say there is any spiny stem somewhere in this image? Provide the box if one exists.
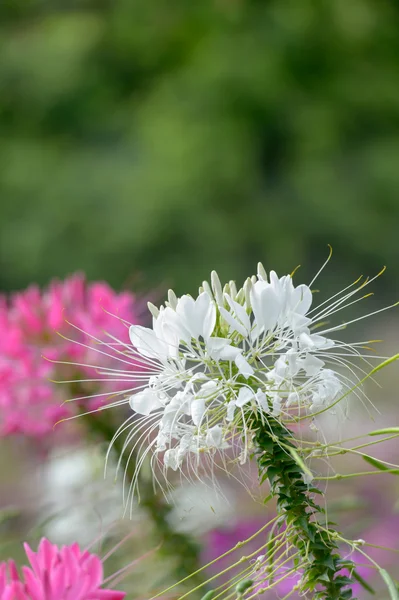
[253,416,355,599]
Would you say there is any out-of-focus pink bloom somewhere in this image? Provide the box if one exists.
[0,274,141,438]
[0,537,126,599]
[204,520,302,596]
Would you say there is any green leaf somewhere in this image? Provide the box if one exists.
[317,573,331,583]
[369,428,399,436]
[333,576,354,585]
[341,591,354,600]
[288,447,314,482]
[363,455,390,470]
[235,579,254,595]
[318,554,336,570]
[362,455,399,474]
[379,568,399,600]
[266,467,279,484]
[353,570,376,594]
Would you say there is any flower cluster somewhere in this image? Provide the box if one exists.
[0,538,125,599]
[117,262,383,485]
[0,274,140,438]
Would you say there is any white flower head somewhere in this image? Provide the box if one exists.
[71,258,395,501]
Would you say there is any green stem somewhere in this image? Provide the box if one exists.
[252,416,355,600]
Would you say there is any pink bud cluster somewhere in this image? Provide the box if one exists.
[0,274,140,438]
[0,538,126,599]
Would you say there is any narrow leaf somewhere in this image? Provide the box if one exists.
[288,447,314,482]
[379,568,399,600]
[363,455,390,471]
[236,579,254,595]
[201,592,215,600]
[353,570,376,594]
[263,493,272,505]
[369,428,399,436]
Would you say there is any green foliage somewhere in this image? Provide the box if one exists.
[254,418,355,599]
[362,454,399,473]
[235,579,254,595]
[1,1,399,294]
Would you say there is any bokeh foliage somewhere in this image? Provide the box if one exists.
[1,0,399,295]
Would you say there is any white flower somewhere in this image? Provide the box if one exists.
[175,292,216,341]
[75,260,393,496]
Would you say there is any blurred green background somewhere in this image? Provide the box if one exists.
[1,0,399,297]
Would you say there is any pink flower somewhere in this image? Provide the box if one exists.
[0,538,126,599]
[0,274,142,438]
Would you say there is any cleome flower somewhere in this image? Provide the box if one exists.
[0,274,140,439]
[0,537,126,600]
[77,260,393,497]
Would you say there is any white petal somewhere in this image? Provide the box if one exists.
[157,305,190,348]
[207,337,241,362]
[129,325,168,359]
[289,314,312,333]
[226,401,236,422]
[219,306,247,337]
[274,352,299,378]
[191,398,206,426]
[235,353,254,378]
[250,281,267,329]
[178,433,194,456]
[175,293,216,341]
[196,292,216,339]
[298,332,316,349]
[129,389,163,415]
[300,355,324,376]
[164,449,179,471]
[236,387,254,407]
[218,345,241,361]
[198,380,219,399]
[206,425,223,447]
[206,337,231,356]
[251,281,281,333]
[291,284,312,315]
[269,270,280,290]
[309,334,333,349]
[176,295,197,337]
[286,392,299,407]
[156,431,168,451]
[272,397,282,416]
[225,295,251,333]
[255,389,269,413]
[260,286,282,331]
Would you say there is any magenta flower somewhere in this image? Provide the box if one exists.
[0,274,141,438]
[0,538,126,599]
